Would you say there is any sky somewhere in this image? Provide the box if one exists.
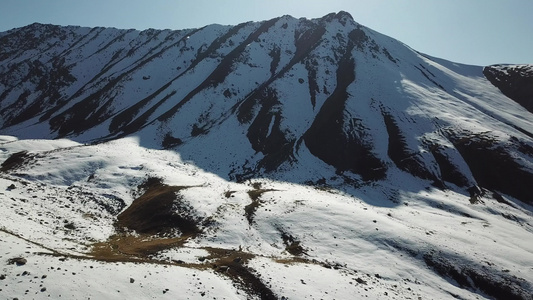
[0,0,531,66]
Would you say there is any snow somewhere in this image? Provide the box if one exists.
[0,134,532,299]
[0,231,244,300]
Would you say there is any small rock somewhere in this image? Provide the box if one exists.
[0,274,6,280]
[64,223,76,230]
[8,257,27,266]
[130,278,135,283]
[40,287,47,292]
[355,278,367,285]
[41,275,47,279]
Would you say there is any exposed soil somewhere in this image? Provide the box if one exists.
[116,177,201,235]
[245,186,277,225]
[279,230,306,256]
[205,248,276,300]
[91,234,192,259]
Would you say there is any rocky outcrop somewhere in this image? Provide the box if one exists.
[484,64,533,113]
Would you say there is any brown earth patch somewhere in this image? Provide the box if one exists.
[116,177,201,235]
[90,234,192,259]
[245,187,277,225]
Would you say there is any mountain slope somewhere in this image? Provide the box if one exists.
[1,13,532,204]
[0,12,532,300]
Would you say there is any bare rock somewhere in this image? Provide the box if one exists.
[8,257,27,266]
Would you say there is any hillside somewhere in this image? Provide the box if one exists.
[0,11,532,299]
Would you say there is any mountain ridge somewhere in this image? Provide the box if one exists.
[1,12,533,202]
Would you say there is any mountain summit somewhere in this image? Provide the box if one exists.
[0,12,532,299]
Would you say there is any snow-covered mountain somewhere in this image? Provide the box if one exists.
[0,12,532,299]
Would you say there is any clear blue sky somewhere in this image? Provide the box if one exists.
[1,0,531,66]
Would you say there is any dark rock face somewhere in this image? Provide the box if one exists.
[424,252,532,300]
[381,109,434,181]
[444,130,533,205]
[304,51,386,181]
[0,151,33,172]
[484,64,533,113]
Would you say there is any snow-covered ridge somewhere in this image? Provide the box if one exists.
[1,12,533,299]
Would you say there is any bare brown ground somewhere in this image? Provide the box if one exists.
[90,233,192,259]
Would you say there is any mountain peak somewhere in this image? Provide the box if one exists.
[334,10,354,21]
[318,11,356,26]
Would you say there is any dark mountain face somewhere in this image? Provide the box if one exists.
[483,64,533,113]
[1,12,532,204]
